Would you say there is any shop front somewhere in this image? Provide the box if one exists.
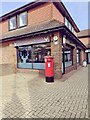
[17,43,51,69]
[0,21,86,78]
[62,35,79,74]
[62,46,73,74]
[15,36,51,70]
[86,49,90,64]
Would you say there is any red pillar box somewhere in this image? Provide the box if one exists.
[44,56,54,82]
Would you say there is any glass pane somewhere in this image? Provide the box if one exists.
[76,54,79,63]
[9,17,16,30]
[65,50,73,67]
[76,49,80,63]
[62,62,64,73]
[69,23,72,30]
[19,12,27,27]
[33,63,45,69]
[17,46,32,68]
[65,61,72,67]
[17,43,51,69]
[18,63,32,68]
[72,27,74,33]
[65,17,68,27]
[33,43,51,69]
[88,53,90,63]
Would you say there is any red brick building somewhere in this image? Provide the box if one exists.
[0,0,86,78]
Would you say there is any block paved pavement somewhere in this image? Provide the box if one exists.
[0,66,88,119]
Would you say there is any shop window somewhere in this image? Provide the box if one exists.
[65,50,73,67]
[9,16,16,30]
[88,53,90,64]
[76,49,80,64]
[17,43,51,69]
[33,43,51,69]
[18,12,27,27]
[17,46,32,68]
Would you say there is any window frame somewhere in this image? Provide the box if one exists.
[72,27,74,33]
[64,49,73,68]
[69,22,72,31]
[65,17,69,28]
[76,49,80,64]
[8,16,17,31]
[64,17,75,33]
[17,42,51,70]
[18,11,28,28]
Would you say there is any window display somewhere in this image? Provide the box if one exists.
[76,49,80,64]
[65,49,73,67]
[17,43,51,69]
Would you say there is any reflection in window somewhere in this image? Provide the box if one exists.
[33,44,50,63]
[72,27,74,33]
[9,16,16,30]
[88,53,90,63]
[65,50,73,67]
[65,17,69,28]
[17,43,51,69]
[76,49,80,64]
[18,46,32,63]
[65,17,74,33]
[69,23,72,31]
[19,12,27,27]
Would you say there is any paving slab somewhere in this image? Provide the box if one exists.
[0,66,88,119]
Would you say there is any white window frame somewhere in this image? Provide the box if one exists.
[69,22,72,31]
[18,11,27,27]
[9,16,16,30]
[65,17,69,27]
[72,27,74,33]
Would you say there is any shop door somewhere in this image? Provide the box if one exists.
[88,53,90,64]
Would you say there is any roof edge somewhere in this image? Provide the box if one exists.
[0,0,80,32]
[0,25,86,49]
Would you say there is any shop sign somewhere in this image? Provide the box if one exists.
[14,36,50,46]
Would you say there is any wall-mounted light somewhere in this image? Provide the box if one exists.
[53,36,58,45]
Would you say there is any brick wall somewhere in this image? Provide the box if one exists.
[0,41,17,76]
[79,37,89,47]
[28,3,52,26]
[0,20,8,34]
[0,3,64,34]
[73,46,77,70]
[80,50,86,65]
[52,4,64,23]
[51,32,62,79]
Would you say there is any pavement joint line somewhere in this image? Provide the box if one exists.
[1,66,88,118]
